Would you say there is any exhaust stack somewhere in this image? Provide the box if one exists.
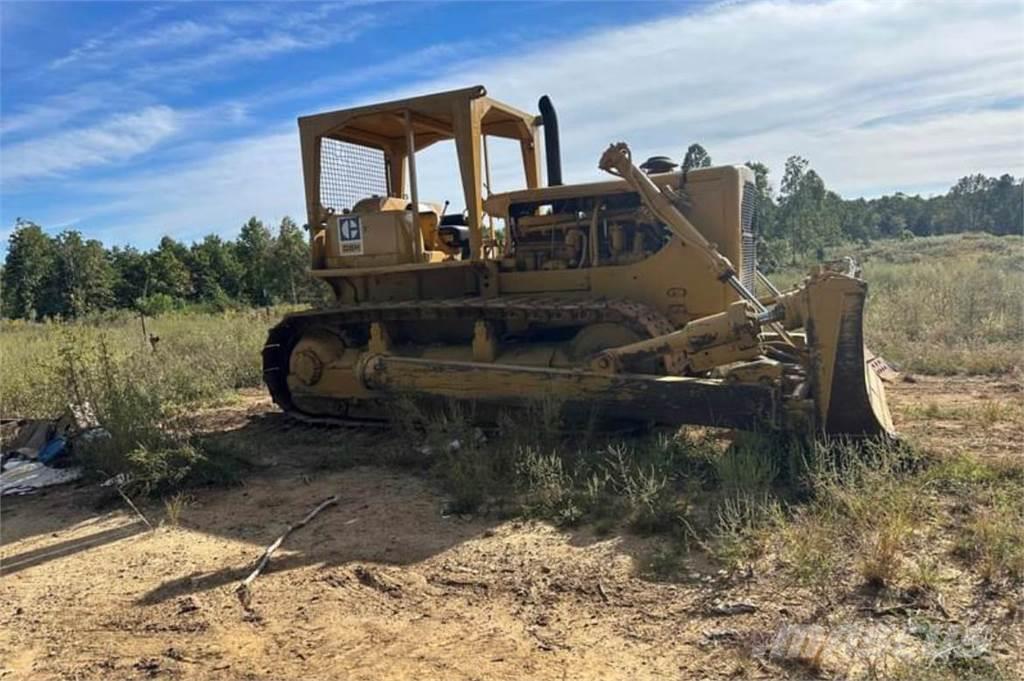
[538,95,562,186]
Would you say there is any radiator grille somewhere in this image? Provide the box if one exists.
[320,138,389,213]
[740,181,757,291]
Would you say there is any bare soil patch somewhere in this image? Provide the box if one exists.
[2,378,1021,680]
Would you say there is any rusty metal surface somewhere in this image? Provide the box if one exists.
[362,354,778,431]
[821,288,895,437]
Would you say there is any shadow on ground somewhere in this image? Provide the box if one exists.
[4,407,672,609]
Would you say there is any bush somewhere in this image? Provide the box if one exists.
[0,308,272,419]
[953,487,1024,583]
[0,311,270,496]
[772,439,929,593]
[135,293,180,316]
[51,331,243,495]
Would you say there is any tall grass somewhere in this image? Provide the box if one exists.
[0,308,273,419]
[0,308,276,495]
[771,233,1023,374]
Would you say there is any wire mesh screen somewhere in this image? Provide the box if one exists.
[319,138,390,213]
[740,181,757,290]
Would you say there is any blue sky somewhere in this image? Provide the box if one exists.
[2,0,1022,250]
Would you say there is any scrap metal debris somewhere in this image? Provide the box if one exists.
[0,407,108,496]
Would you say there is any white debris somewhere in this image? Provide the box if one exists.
[1,459,83,496]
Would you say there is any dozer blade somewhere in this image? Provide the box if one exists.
[803,273,896,438]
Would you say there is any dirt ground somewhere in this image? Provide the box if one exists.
[1,375,1021,680]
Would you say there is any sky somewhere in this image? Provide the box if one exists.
[1,0,1022,250]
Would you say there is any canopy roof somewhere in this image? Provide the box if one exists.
[298,85,543,261]
[298,85,537,153]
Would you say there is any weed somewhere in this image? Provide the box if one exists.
[908,556,943,595]
[639,538,690,581]
[538,396,565,440]
[385,396,429,444]
[163,492,191,526]
[711,492,781,569]
[858,512,911,587]
[954,492,1024,583]
[975,400,1015,425]
[924,455,1001,489]
[603,443,678,533]
[907,401,1022,426]
[711,436,779,492]
[770,439,930,594]
[437,444,492,514]
[771,233,1024,375]
[516,447,573,519]
[776,511,844,599]
[421,401,498,514]
[1,308,270,420]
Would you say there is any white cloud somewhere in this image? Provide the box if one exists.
[46,4,377,86]
[79,129,305,246]
[399,0,1024,197]
[1,86,112,137]
[130,13,378,84]
[50,20,229,70]
[45,4,173,70]
[28,0,1024,245]
[1,106,180,183]
[119,20,230,52]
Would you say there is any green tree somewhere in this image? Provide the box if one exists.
[269,217,310,303]
[43,230,116,317]
[146,236,192,301]
[682,143,712,173]
[948,174,995,233]
[838,198,877,243]
[1,219,56,319]
[776,157,840,261]
[190,235,243,303]
[110,246,149,308]
[744,161,777,235]
[235,217,274,305]
[987,174,1023,235]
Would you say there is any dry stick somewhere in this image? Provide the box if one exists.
[116,486,154,531]
[235,494,340,607]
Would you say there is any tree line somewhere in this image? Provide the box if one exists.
[676,143,1023,270]
[1,217,327,320]
[2,151,1021,320]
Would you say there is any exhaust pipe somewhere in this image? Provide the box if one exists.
[538,95,562,186]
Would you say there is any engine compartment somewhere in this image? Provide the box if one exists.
[501,193,672,271]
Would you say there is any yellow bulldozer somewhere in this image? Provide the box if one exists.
[263,85,894,437]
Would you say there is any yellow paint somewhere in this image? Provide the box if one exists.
[272,85,893,437]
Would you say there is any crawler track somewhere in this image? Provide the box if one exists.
[262,296,680,425]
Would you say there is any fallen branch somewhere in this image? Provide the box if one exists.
[116,485,154,531]
[236,494,339,607]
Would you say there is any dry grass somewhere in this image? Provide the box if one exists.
[953,484,1024,583]
[0,308,274,419]
[903,399,1024,427]
[770,233,1023,375]
[163,492,192,526]
[0,308,274,495]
